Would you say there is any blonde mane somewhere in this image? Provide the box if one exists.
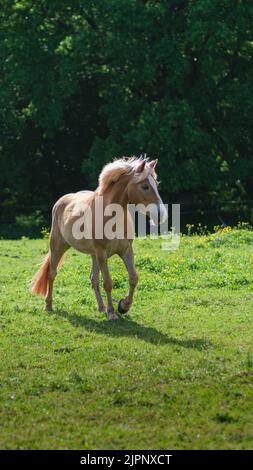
[98,157,157,194]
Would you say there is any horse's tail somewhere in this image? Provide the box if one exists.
[30,252,51,296]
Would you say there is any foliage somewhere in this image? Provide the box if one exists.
[0,230,253,449]
[1,1,253,226]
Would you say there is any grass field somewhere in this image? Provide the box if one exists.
[0,228,253,450]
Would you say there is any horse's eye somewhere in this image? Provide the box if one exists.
[141,185,149,191]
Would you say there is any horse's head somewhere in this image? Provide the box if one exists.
[127,159,167,225]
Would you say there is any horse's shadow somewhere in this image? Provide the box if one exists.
[52,309,212,350]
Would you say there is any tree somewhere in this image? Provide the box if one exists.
[0,0,252,231]
[84,0,253,207]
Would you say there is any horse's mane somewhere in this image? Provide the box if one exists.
[98,157,157,194]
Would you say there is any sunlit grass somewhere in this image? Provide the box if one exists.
[0,229,253,449]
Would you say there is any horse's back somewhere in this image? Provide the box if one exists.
[53,190,93,208]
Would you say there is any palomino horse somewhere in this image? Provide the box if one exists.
[31,157,167,320]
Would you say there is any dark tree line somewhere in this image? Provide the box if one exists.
[1,0,253,233]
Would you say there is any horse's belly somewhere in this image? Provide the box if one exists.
[105,239,131,257]
[68,238,96,255]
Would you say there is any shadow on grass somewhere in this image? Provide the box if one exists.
[53,309,212,350]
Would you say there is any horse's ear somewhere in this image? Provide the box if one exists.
[136,160,146,173]
[149,159,158,169]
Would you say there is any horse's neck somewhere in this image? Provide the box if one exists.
[98,179,133,238]
[102,180,129,209]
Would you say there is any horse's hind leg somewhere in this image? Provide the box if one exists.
[45,228,69,311]
[90,255,105,313]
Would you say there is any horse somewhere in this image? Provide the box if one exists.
[30,157,167,320]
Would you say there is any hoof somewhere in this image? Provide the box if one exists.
[118,299,130,314]
[107,311,119,321]
[45,305,53,312]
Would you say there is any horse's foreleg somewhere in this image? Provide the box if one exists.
[90,255,105,313]
[118,245,138,314]
[96,250,118,321]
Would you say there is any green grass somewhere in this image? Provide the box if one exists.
[0,229,253,450]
